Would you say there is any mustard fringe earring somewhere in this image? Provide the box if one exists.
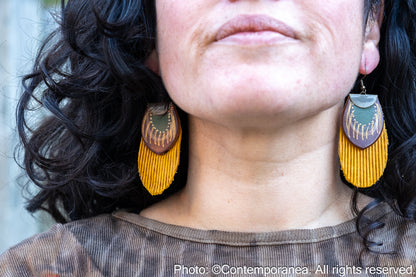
[339,80,388,188]
[138,103,182,195]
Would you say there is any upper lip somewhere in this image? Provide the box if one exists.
[216,14,296,41]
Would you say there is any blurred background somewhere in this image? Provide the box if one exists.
[0,0,59,253]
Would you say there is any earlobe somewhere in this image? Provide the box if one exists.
[359,3,384,75]
[359,42,380,75]
[145,50,160,75]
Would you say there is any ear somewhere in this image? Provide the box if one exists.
[145,50,160,75]
[359,2,384,75]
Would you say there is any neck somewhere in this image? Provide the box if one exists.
[141,105,370,232]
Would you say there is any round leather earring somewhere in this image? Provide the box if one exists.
[338,79,389,188]
[138,103,182,195]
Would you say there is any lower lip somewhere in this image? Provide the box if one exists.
[216,31,295,45]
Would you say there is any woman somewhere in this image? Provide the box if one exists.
[1,0,416,275]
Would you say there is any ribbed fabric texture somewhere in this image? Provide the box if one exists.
[339,124,388,188]
[1,202,416,276]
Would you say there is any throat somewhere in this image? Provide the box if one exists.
[139,151,359,233]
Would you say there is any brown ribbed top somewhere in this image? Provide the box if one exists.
[1,202,416,276]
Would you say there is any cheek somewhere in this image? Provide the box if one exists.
[156,1,210,60]
[155,2,199,102]
[156,3,187,63]
[305,2,364,86]
[307,3,363,53]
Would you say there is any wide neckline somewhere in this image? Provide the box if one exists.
[112,202,393,246]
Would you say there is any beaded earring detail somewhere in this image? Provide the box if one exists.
[338,80,388,188]
[138,103,182,195]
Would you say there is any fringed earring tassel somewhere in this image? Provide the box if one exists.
[138,130,182,195]
[138,103,182,195]
[339,90,388,188]
[339,124,388,188]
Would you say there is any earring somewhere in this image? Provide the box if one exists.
[338,79,388,188]
[138,103,182,195]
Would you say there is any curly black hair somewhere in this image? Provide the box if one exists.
[17,0,415,232]
[18,0,184,223]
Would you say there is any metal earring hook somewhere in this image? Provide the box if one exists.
[360,64,368,95]
[360,79,367,95]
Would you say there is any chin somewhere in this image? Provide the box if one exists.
[197,99,300,129]
[214,84,298,111]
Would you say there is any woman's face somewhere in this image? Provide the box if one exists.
[154,0,379,128]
